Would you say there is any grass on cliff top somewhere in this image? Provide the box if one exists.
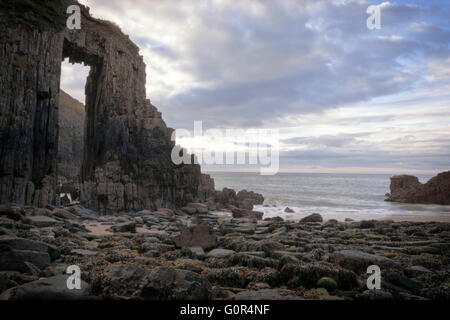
[94,18,139,52]
[0,0,73,31]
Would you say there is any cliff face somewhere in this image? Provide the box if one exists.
[0,1,67,207]
[0,0,202,213]
[57,90,84,184]
[386,171,450,205]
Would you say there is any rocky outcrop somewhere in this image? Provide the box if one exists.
[213,187,264,210]
[0,1,202,213]
[0,1,266,215]
[0,202,449,300]
[386,171,450,205]
[195,174,265,211]
[197,174,216,201]
[231,207,264,220]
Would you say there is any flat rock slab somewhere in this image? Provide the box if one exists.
[0,249,50,272]
[206,249,235,259]
[188,246,205,258]
[182,203,209,214]
[110,221,136,233]
[139,266,213,300]
[71,249,99,257]
[231,208,263,220]
[332,250,397,272]
[15,275,89,300]
[231,289,303,300]
[25,216,62,227]
[0,235,49,252]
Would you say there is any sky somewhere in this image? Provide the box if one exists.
[61,0,450,174]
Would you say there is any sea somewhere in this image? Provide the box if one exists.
[207,172,450,221]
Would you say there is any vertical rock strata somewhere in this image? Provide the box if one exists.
[57,90,85,185]
[0,1,201,213]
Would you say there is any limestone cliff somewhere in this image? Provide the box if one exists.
[0,0,203,213]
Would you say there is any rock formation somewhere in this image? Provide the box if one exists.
[0,1,265,214]
[0,1,203,213]
[3,201,449,301]
[386,171,450,205]
[57,90,84,185]
[193,174,265,211]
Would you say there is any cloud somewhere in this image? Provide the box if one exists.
[60,0,450,172]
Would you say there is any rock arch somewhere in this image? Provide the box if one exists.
[0,1,201,213]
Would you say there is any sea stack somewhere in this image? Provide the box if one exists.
[386,171,450,205]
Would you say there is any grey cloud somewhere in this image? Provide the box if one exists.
[72,1,450,129]
[61,0,450,171]
[280,147,450,170]
[282,132,372,148]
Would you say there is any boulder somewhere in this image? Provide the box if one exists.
[15,275,89,300]
[110,221,136,233]
[300,213,323,223]
[52,208,77,220]
[235,190,265,209]
[0,205,24,221]
[153,208,175,217]
[71,249,98,257]
[356,289,394,300]
[278,262,358,290]
[385,272,423,292]
[317,277,338,291]
[181,203,209,215]
[206,249,235,259]
[284,207,295,213]
[231,208,263,220]
[0,249,50,272]
[172,223,217,250]
[139,266,213,300]
[89,264,148,299]
[214,188,237,207]
[331,250,396,273]
[0,235,50,252]
[214,188,264,210]
[187,246,205,259]
[0,236,58,272]
[264,216,284,222]
[231,288,302,300]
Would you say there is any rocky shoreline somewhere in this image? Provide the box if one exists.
[1,203,449,300]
